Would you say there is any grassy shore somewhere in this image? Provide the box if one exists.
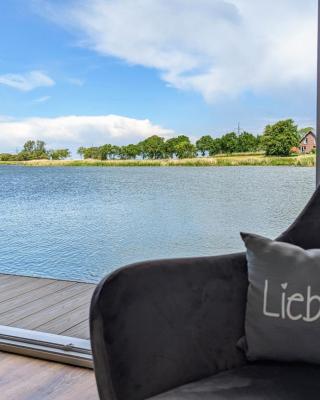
[0,153,316,167]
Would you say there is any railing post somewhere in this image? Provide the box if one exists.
[317,0,320,185]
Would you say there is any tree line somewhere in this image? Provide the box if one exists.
[0,119,313,162]
[77,131,263,160]
[0,140,70,161]
[77,119,307,160]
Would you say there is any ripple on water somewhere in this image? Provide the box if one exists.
[0,166,315,282]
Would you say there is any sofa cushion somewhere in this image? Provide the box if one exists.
[241,233,320,364]
[148,362,320,399]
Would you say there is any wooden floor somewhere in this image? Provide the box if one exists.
[0,274,96,339]
[0,351,98,400]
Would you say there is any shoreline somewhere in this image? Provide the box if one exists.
[0,154,315,167]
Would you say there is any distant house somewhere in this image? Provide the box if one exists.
[299,130,316,154]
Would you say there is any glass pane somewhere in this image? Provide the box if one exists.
[0,1,317,342]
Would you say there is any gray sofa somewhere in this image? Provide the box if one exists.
[90,187,320,400]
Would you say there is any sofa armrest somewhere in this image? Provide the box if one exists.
[90,253,248,400]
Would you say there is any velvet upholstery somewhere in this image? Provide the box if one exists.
[148,363,320,400]
[90,186,320,400]
[90,254,248,400]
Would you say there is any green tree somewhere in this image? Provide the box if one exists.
[82,146,100,159]
[120,144,140,159]
[34,140,47,157]
[0,153,17,161]
[19,140,48,159]
[91,147,101,160]
[139,135,165,159]
[23,140,36,153]
[164,138,178,158]
[208,138,222,155]
[16,151,30,161]
[164,138,175,158]
[196,135,214,156]
[220,132,238,154]
[99,144,113,160]
[262,119,300,156]
[256,134,264,151]
[164,135,191,158]
[237,131,258,152]
[82,147,90,159]
[175,141,197,159]
[49,149,71,160]
[109,145,120,159]
[77,147,85,159]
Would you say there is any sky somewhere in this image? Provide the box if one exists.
[0,0,318,155]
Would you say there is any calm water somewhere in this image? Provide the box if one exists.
[0,166,315,282]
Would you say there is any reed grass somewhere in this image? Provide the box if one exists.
[0,154,315,167]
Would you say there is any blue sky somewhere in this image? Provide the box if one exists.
[0,0,317,154]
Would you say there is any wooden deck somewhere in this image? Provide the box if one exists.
[0,351,98,399]
[0,274,96,340]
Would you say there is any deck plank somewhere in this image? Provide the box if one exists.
[35,303,91,335]
[0,274,96,340]
[0,278,55,303]
[0,275,52,293]
[0,280,75,314]
[61,320,90,339]
[10,288,94,336]
[0,283,89,325]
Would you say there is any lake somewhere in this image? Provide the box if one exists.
[0,166,315,282]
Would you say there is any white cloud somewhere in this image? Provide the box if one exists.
[38,0,317,101]
[0,114,174,153]
[0,70,55,91]
[33,95,51,103]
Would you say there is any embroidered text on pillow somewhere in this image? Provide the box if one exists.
[263,280,320,322]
